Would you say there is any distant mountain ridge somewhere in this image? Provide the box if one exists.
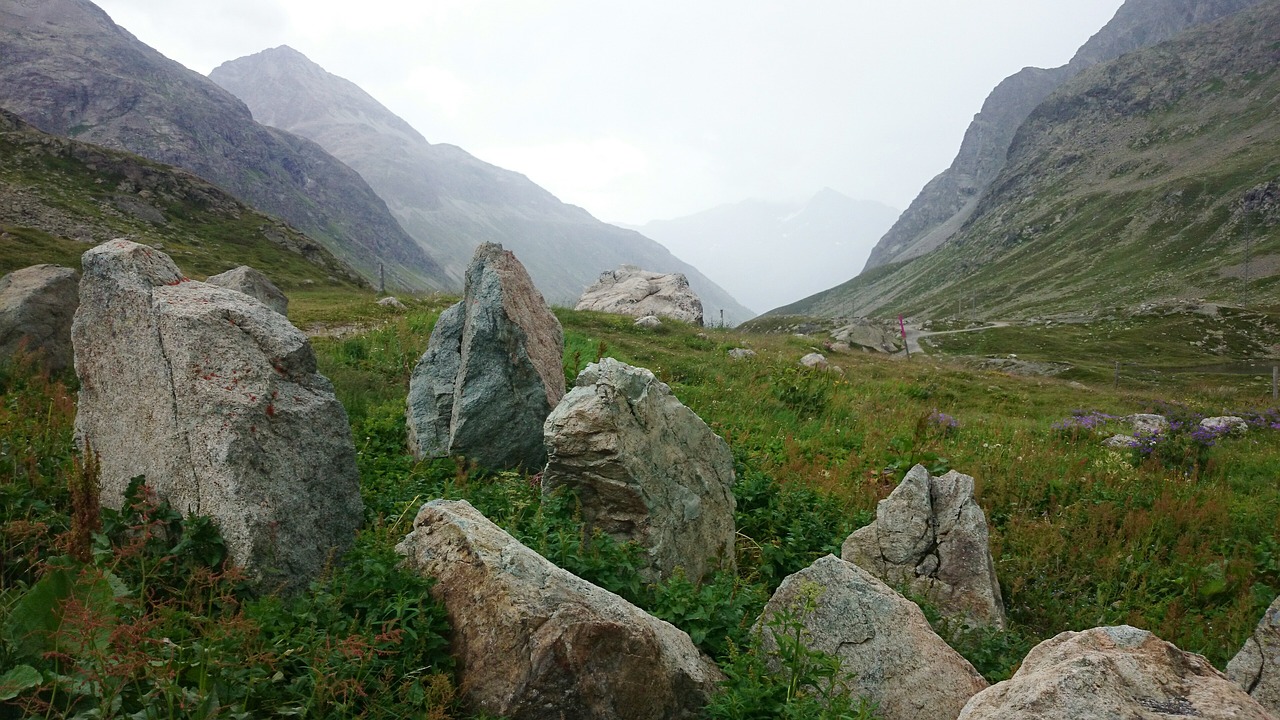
[0,0,449,292]
[635,189,898,312]
[210,46,754,324]
[861,0,1264,273]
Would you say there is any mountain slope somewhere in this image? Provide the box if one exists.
[773,1,1280,320]
[862,0,1263,272]
[209,46,754,324]
[636,189,898,312]
[0,0,449,292]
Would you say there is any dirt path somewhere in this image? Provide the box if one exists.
[898,322,1011,356]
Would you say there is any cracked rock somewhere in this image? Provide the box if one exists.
[1228,595,1280,714]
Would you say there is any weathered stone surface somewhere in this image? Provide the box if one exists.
[376,296,406,310]
[407,243,565,470]
[0,264,79,371]
[542,358,735,583]
[832,320,902,353]
[205,265,288,316]
[756,555,988,720]
[635,315,662,328]
[842,464,1005,629]
[1228,595,1280,713]
[1203,415,1249,434]
[395,499,724,720]
[576,265,704,325]
[727,348,756,360]
[1103,434,1136,449]
[72,240,362,590]
[1126,413,1170,436]
[799,352,828,369]
[959,625,1274,719]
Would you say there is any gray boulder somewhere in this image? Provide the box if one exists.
[1228,595,1280,713]
[407,243,565,470]
[832,319,902,353]
[576,265,704,325]
[634,314,662,329]
[727,348,756,360]
[799,352,828,369]
[959,626,1273,720]
[205,265,288,316]
[72,239,362,590]
[542,358,735,583]
[842,464,1006,629]
[395,499,724,720]
[376,296,406,310]
[1126,413,1170,436]
[0,264,79,372]
[755,555,988,720]
[1203,416,1249,434]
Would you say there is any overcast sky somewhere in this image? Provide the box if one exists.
[94,1,1124,226]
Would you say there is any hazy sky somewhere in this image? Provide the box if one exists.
[94,1,1124,225]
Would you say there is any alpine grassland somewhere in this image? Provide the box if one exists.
[4,292,1280,717]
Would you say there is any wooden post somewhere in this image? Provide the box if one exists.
[720,309,724,328]
[378,263,385,295]
[1272,365,1277,402]
[1114,361,1120,390]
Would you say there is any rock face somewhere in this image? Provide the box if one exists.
[542,358,735,583]
[395,499,724,720]
[842,464,1006,629]
[407,243,565,470]
[205,265,288,316]
[0,264,79,371]
[72,240,362,590]
[576,266,704,326]
[1228,595,1280,713]
[959,625,1274,719]
[756,555,988,720]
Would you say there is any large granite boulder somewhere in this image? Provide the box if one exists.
[205,265,289,316]
[395,499,723,720]
[0,264,79,371]
[1228,595,1280,713]
[843,464,1006,629]
[542,358,735,583]
[959,626,1274,719]
[832,319,903,353]
[72,240,362,590]
[575,265,704,325]
[407,243,565,470]
[755,555,988,720]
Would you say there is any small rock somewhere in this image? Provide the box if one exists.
[205,265,288,316]
[0,264,79,372]
[1201,416,1248,434]
[727,348,756,360]
[1125,413,1169,436]
[799,352,828,369]
[1103,434,1135,449]
[1228,595,1280,713]
[634,314,662,328]
[376,296,406,310]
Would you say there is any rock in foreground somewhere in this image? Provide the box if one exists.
[1228,595,1280,714]
[576,265,704,325]
[407,243,565,470]
[205,265,288,316]
[0,264,79,371]
[73,240,362,590]
[542,358,736,583]
[396,499,723,720]
[959,626,1273,719]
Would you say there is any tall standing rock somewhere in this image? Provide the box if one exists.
[205,265,289,316]
[1228,595,1280,713]
[0,264,79,372]
[575,266,704,325]
[407,242,564,470]
[395,499,724,720]
[73,239,362,590]
[843,464,1006,629]
[542,358,735,583]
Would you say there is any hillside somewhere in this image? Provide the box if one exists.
[861,0,1263,273]
[0,0,449,292]
[776,0,1280,320]
[634,189,898,312]
[209,46,755,324]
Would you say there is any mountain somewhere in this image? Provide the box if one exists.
[861,0,1264,272]
[0,0,449,292]
[209,46,755,325]
[634,189,898,312]
[772,1,1280,320]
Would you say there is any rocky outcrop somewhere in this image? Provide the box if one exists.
[395,499,724,720]
[1228,595,1280,713]
[72,240,362,590]
[0,264,79,371]
[755,555,988,720]
[205,265,288,316]
[407,243,564,470]
[542,358,735,583]
[832,320,903,353]
[959,625,1273,719]
[576,266,704,326]
[843,464,1005,629]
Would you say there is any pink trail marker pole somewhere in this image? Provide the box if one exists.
[899,315,910,359]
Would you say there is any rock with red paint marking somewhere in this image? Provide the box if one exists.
[72,239,361,591]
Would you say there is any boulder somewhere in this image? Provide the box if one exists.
[958,625,1274,719]
[542,358,735,583]
[1228,595,1280,713]
[1202,416,1248,434]
[1103,434,1136,449]
[0,264,79,371]
[832,319,902,353]
[634,315,662,329]
[205,265,288,316]
[72,240,362,590]
[799,352,828,369]
[395,499,724,720]
[407,243,564,470]
[842,464,1005,629]
[376,296,406,310]
[576,265,704,325]
[1125,413,1169,436]
[727,348,756,360]
[755,555,988,720]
